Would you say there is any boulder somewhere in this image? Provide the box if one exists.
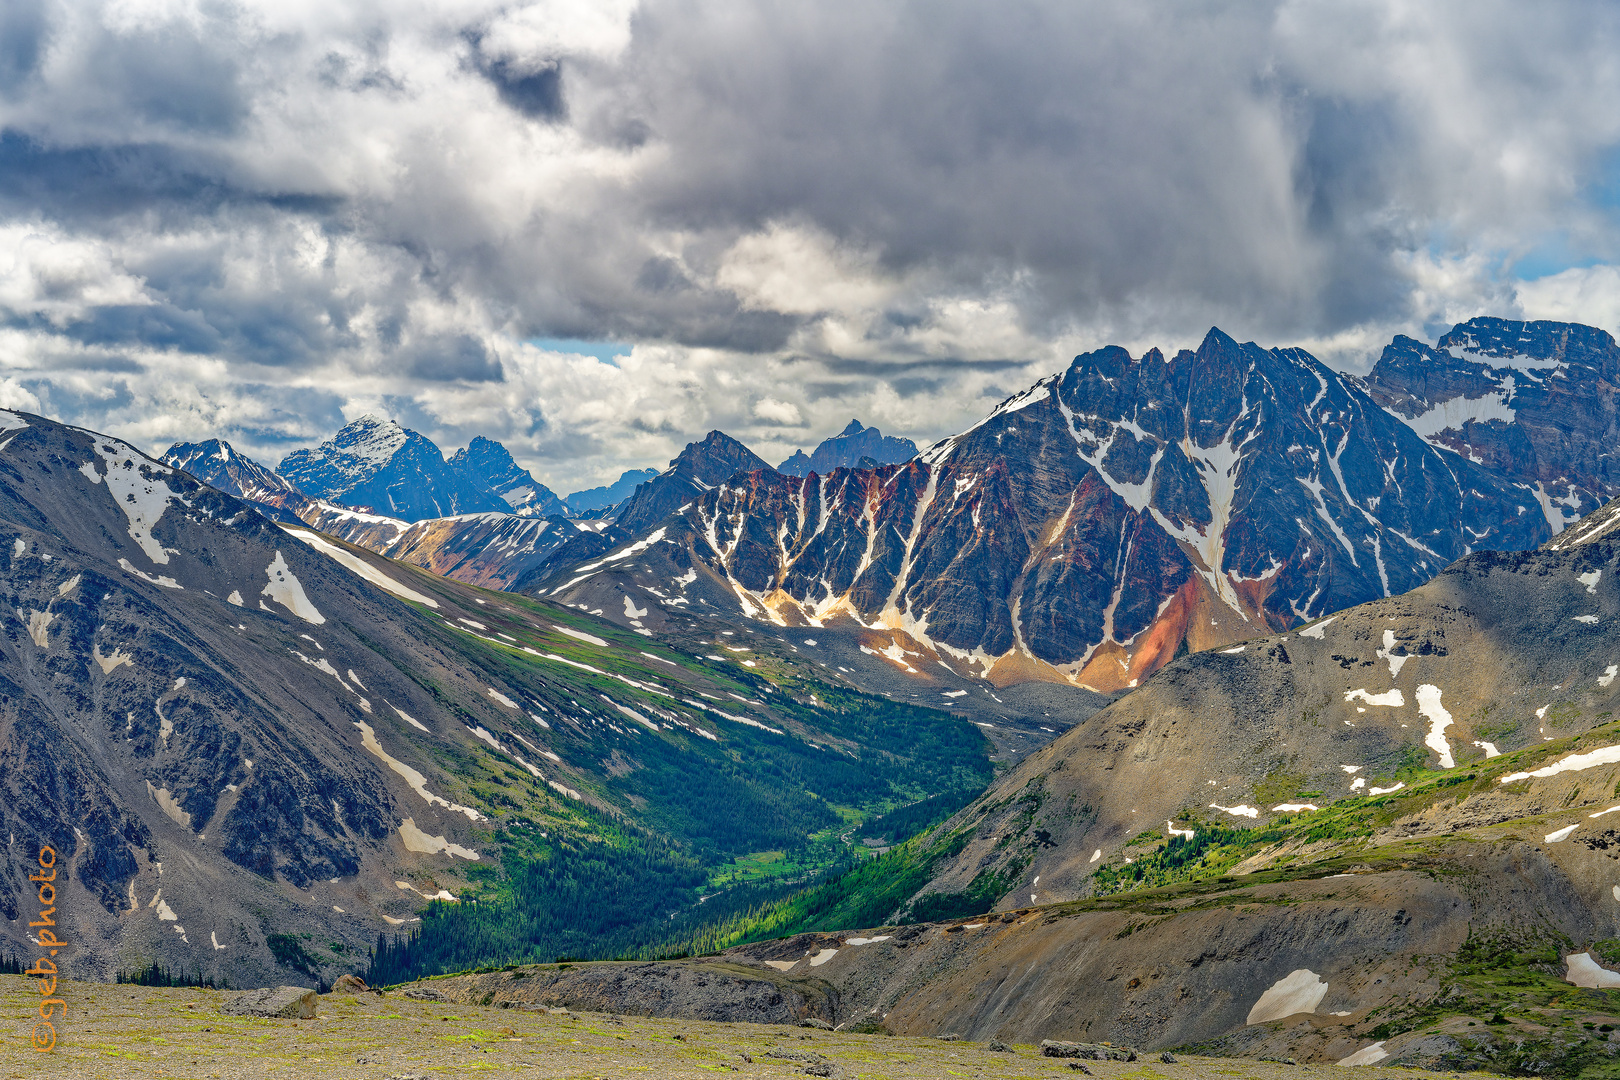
[223,986,318,1019]
[766,1050,827,1064]
[1041,1040,1136,1061]
[797,1017,833,1030]
[329,974,370,994]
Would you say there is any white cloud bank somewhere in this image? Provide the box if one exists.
[0,0,1618,487]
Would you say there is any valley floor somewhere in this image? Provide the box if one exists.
[0,976,1478,1080]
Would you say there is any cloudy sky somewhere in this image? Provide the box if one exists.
[2,0,1619,492]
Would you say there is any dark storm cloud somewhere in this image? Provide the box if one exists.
[1,0,1618,488]
[0,134,342,221]
[29,303,224,354]
[13,1,1620,352]
[401,334,505,382]
[588,0,1620,344]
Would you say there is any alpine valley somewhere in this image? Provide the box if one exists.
[0,410,998,991]
[6,315,1620,1075]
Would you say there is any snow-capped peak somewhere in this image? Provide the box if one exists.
[331,415,408,467]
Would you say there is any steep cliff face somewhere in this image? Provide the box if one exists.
[545,327,1552,691]
[1360,316,1620,532]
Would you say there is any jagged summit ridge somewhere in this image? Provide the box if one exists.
[1360,316,1620,533]
[448,435,566,518]
[166,438,300,499]
[778,419,919,477]
[543,324,1564,692]
[611,430,774,535]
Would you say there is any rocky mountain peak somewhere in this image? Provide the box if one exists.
[448,436,566,518]
[546,322,1562,693]
[164,439,304,524]
[670,430,773,487]
[330,414,408,464]
[610,431,774,534]
[778,419,919,477]
[279,417,510,523]
[1360,316,1620,534]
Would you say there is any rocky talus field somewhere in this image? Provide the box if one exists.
[0,975,1506,1080]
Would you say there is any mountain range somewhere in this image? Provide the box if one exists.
[160,418,921,593]
[539,317,1616,695]
[563,468,658,515]
[161,318,1620,700]
[0,409,1003,987]
[622,461,1620,1071]
[10,313,1620,1070]
[383,444,1620,1074]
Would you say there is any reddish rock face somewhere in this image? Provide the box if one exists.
[561,326,1560,691]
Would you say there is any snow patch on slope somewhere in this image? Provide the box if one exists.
[1501,745,1620,784]
[355,720,481,821]
[285,529,439,608]
[261,551,325,624]
[398,817,479,860]
[1415,684,1455,768]
[81,439,188,565]
[1247,969,1329,1024]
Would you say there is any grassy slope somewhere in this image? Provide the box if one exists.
[351,566,996,983]
[622,718,1620,1067]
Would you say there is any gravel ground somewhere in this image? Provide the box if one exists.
[0,976,1511,1080]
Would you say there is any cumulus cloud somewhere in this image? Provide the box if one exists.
[0,0,1617,490]
[751,397,803,427]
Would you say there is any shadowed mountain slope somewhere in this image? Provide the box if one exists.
[448,436,567,518]
[1360,316,1620,530]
